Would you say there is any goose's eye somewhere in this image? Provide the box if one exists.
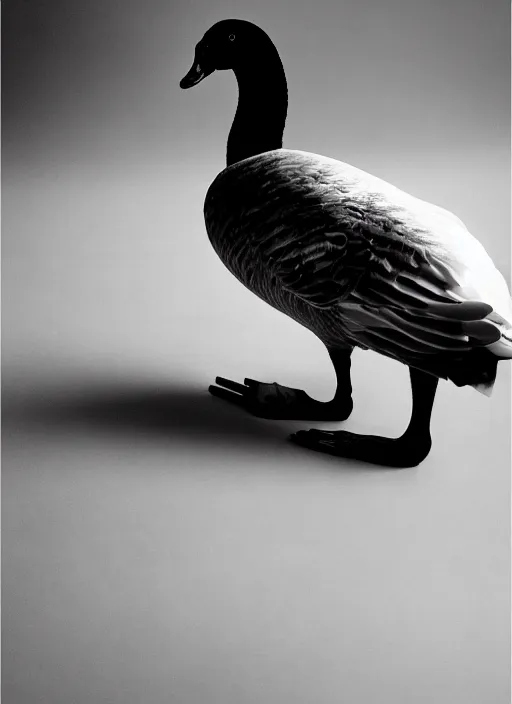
[229,34,236,41]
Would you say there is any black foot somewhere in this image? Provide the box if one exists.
[289,429,431,468]
[209,377,353,421]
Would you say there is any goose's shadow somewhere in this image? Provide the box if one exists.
[6,381,295,452]
[5,379,405,472]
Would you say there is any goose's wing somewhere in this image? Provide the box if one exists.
[266,202,504,355]
[248,152,512,358]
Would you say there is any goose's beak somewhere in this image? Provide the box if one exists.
[180,45,214,89]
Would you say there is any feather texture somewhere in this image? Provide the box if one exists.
[204,149,512,393]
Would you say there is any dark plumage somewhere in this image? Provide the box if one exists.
[181,19,512,467]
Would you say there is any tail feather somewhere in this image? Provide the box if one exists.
[341,296,511,395]
[487,335,512,359]
[405,348,500,396]
[422,301,493,320]
[462,320,502,345]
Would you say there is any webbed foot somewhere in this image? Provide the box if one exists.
[209,377,353,421]
[289,429,432,468]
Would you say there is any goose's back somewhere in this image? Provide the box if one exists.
[205,148,486,291]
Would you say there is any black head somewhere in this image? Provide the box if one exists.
[180,20,273,89]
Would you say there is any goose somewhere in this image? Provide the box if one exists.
[180,19,512,467]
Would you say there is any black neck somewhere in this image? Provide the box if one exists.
[226,46,288,167]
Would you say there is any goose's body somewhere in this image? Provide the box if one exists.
[206,148,512,391]
[181,19,511,466]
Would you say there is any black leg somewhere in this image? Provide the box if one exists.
[399,366,439,455]
[328,346,354,414]
[290,366,439,468]
[208,344,354,421]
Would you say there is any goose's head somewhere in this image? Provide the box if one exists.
[180,20,273,89]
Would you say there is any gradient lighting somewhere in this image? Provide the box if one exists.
[3,2,510,704]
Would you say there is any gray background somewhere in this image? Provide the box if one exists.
[3,1,510,703]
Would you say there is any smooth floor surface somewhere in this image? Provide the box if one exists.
[3,165,511,704]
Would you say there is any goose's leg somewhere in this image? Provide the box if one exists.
[208,345,354,421]
[290,366,438,468]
